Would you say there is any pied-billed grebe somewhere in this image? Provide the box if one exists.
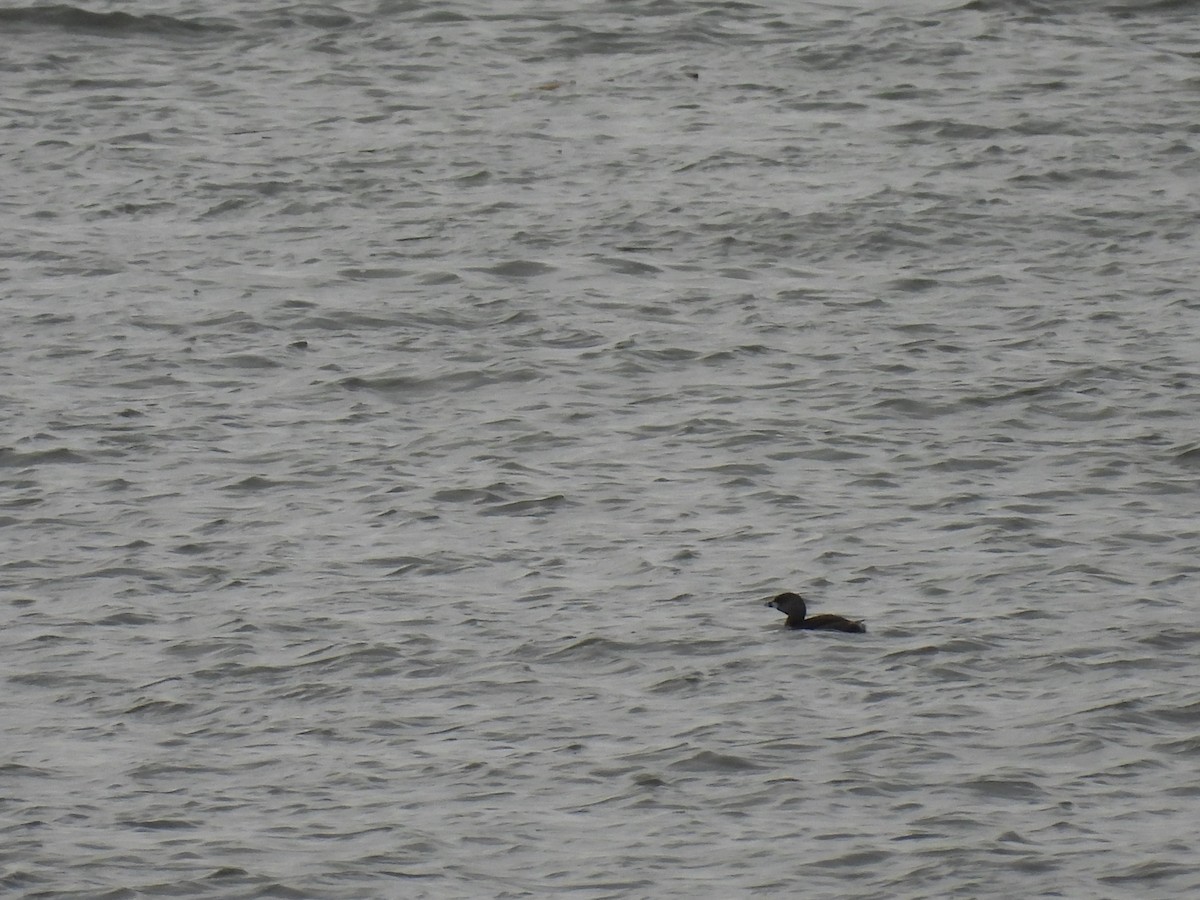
[766,592,865,633]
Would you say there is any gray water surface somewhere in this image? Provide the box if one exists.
[3,1,1200,897]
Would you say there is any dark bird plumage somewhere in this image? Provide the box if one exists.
[766,592,865,633]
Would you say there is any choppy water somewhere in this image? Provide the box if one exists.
[4,1,1200,897]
